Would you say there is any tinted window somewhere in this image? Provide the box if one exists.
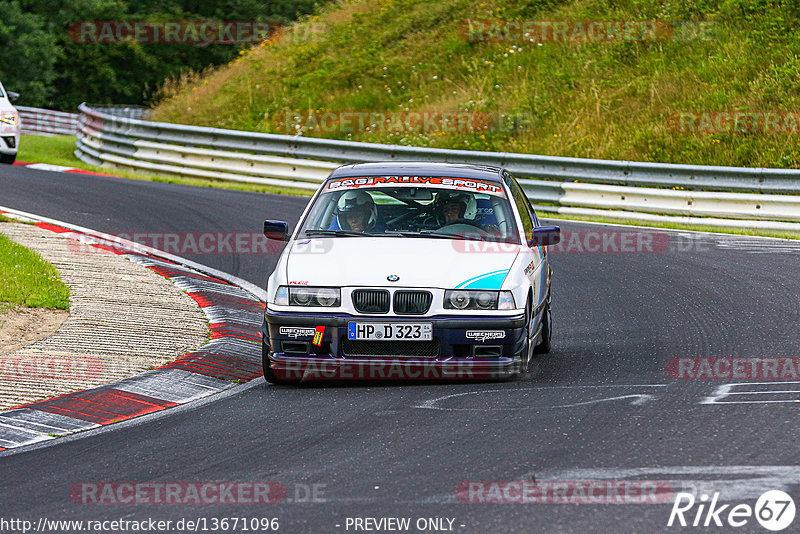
[505,173,534,238]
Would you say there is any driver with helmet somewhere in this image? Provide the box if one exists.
[334,190,381,232]
[433,190,478,226]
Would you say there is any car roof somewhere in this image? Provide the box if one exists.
[327,162,505,182]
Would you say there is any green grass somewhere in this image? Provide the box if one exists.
[0,214,33,225]
[17,134,82,168]
[151,0,800,169]
[17,134,313,197]
[0,232,70,309]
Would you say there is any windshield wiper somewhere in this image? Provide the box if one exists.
[430,231,490,241]
[384,230,490,241]
[304,229,372,237]
[383,230,454,239]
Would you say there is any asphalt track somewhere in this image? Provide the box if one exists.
[2,164,800,533]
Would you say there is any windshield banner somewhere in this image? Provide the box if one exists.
[325,176,506,196]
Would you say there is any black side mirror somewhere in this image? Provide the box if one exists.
[529,226,561,247]
[264,220,290,241]
[7,92,19,102]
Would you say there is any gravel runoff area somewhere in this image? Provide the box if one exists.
[0,222,209,411]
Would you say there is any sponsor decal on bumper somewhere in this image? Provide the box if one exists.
[466,330,506,342]
[312,326,325,346]
[278,326,315,338]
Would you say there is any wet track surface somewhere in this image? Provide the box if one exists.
[2,165,800,533]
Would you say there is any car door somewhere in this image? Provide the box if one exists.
[504,172,549,321]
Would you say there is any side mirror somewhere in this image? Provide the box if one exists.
[264,220,290,241]
[7,92,19,102]
[529,226,560,247]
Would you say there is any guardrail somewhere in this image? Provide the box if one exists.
[17,106,80,136]
[75,103,800,231]
[85,104,150,121]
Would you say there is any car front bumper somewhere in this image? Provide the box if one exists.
[0,132,18,153]
[263,307,526,380]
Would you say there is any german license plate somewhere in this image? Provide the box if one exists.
[348,322,432,341]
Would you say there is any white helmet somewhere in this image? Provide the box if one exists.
[336,190,377,231]
[434,190,477,224]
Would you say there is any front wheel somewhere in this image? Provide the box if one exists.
[0,153,16,165]
[262,342,300,385]
[514,299,534,378]
[534,302,552,354]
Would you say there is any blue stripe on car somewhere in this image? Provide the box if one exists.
[455,269,510,290]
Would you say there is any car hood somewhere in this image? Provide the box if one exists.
[285,237,521,289]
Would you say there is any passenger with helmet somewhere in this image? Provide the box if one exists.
[333,190,382,232]
[433,190,478,226]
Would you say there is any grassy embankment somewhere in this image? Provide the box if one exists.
[147,0,800,238]
[151,0,800,169]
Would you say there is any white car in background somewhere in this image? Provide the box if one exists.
[0,81,20,164]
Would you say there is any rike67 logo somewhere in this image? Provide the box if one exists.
[668,490,795,531]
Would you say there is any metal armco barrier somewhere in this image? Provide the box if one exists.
[85,104,149,121]
[75,103,800,231]
[18,106,80,136]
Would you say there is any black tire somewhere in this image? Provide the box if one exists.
[0,153,16,165]
[534,302,552,354]
[515,298,533,378]
[262,341,300,385]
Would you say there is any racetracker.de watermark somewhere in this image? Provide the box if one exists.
[63,232,328,256]
[456,480,674,503]
[68,21,281,44]
[452,229,708,254]
[270,110,534,135]
[0,355,103,381]
[668,111,800,134]
[272,360,509,381]
[667,357,800,380]
[69,482,325,504]
[459,20,719,43]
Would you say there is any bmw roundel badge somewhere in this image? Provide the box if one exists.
[387,274,400,282]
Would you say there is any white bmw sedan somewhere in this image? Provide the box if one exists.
[261,162,560,384]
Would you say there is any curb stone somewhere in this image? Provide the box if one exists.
[0,222,208,407]
[0,209,266,450]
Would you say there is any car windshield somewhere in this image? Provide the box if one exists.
[297,176,521,243]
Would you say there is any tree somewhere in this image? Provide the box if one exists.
[0,1,59,106]
[5,0,321,110]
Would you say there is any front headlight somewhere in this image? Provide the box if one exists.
[274,286,289,305]
[0,113,18,126]
[444,290,515,310]
[275,286,341,307]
